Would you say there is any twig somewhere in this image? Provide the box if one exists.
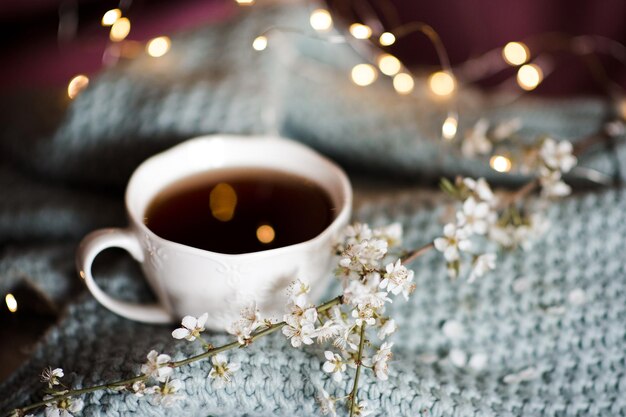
[12,296,343,416]
[348,324,367,417]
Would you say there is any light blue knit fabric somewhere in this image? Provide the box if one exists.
[1,3,626,417]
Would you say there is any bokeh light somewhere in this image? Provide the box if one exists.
[379,32,396,46]
[428,71,456,97]
[252,36,268,51]
[101,9,121,26]
[393,73,414,94]
[310,9,333,32]
[146,36,171,58]
[110,17,131,42]
[517,64,543,91]
[490,155,512,172]
[349,23,372,39]
[67,75,89,99]
[502,42,529,66]
[351,64,378,86]
[377,54,401,76]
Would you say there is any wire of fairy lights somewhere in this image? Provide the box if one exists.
[60,0,625,176]
[249,0,625,178]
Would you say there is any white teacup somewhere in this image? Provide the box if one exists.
[76,135,352,329]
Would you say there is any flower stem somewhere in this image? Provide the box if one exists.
[348,323,367,417]
[402,242,435,265]
[9,295,344,417]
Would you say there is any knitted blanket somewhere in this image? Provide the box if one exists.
[2,3,626,417]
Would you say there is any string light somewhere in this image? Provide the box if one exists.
[490,155,512,172]
[310,9,333,32]
[517,63,543,91]
[110,17,131,42]
[146,36,171,58]
[252,36,268,51]
[377,54,401,76]
[101,9,121,26]
[5,293,17,313]
[235,0,255,5]
[442,116,458,140]
[379,32,396,46]
[351,64,377,86]
[393,72,414,94]
[349,23,372,40]
[67,74,89,99]
[428,71,456,97]
[502,42,529,66]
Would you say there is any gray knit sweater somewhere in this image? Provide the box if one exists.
[1,4,625,417]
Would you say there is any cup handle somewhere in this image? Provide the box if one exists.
[76,228,172,324]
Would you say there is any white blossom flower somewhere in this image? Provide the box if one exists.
[540,138,577,173]
[283,302,318,328]
[227,302,263,345]
[313,320,341,344]
[540,168,571,197]
[208,353,240,389]
[41,367,64,388]
[434,223,472,261]
[282,322,316,347]
[488,224,516,248]
[468,253,496,283]
[492,118,522,140]
[352,306,376,326]
[171,313,208,341]
[343,279,390,309]
[44,396,83,417]
[380,259,415,300]
[463,177,496,205]
[462,118,492,157]
[152,379,184,407]
[317,388,337,417]
[131,381,156,397]
[372,223,403,247]
[372,342,393,381]
[322,351,347,382]
[282,302,317,347]
[377,319,397,340]
[341,223,373,246]
[227,320,254,345]
[354,400,373,416]
[457,197,495,235]
[339,239,388,271]
[141,350,173,382]
[289,279,311,307]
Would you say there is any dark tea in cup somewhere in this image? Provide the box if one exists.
[144,168,336,254]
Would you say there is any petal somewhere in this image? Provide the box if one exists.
[157,354,171,365]
[333,372,343,382]
[322,362,335,373]
[147,350,158,361]
[197,313,209,328]
[324,351,335,361]
[433,237,449,252]
[442,223,456,237]
[172,328,190,339]
[181,316,198,329]
[229,362,241,372]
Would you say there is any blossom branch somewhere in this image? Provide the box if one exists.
[9,296,343,417]
[348,324,367,417]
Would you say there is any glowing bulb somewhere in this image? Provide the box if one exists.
[502,42,529,66]
[67,74,89,99]
[146,36,171,58]
[490,155,512,173]
[349,23,372,39]
[379,32,396,46]
[252,36,268,51]
[110,17,130,42]
[235,0,255,5]
[5,293,17,313]
[428,71,456,97]
[256,224,275,244]
[102,9,121,26]
[442,116,458,140]
[393,72,414,94]
[351,64,377,86]
[517,64,543,91]
[310,9,332,32]
[377,54,401,76]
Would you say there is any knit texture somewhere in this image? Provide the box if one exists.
[1,3,626,417]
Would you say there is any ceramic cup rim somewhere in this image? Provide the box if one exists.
[124,135,353,260]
